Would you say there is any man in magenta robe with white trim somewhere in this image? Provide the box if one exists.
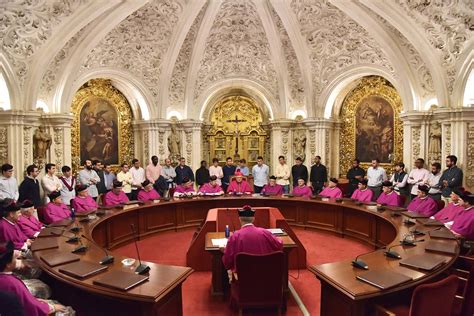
[351,178,374,202]
[449,194,474,239]
[376,181,403,207]
[261,176,283,196]
[103,180,129,206]
[292,178,313,198]
[137,180,161,201]
[319,178,343,198]
[226,172,252,195]
[17,200,44,239]
[43,191,70,224]
[406,184,438,216]
[199,175,224,196]
[71,184,98,213]
[0,199,31,250]
[434,188,465,222]
[174,177,197,197]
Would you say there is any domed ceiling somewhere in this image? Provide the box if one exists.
[1,0,473,119]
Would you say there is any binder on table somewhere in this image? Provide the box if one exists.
[93,270,149,291]
[37,227,64,238]
[399,253,447,271]
[429,229,456,240]
[401,211,428,218]
[416,218,444,226]
[356,270,412,290]
[49,219,73,227]
[40,251,80,267]
[30,237,59,251]
[424,240,457,255]
[59,261,108,279]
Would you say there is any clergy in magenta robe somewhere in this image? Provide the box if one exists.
[222,206,283,271]
[0,241,51,316]
[434,188,465,222]
[137,180,161,201]
[319,178,343,198]
[71,184,98,213]
[199,176,224,195]
[226,174,253,194]
[292,178,313,198]
[406,185,438,217]
[17,200,43,238]
[0,200,30,250]
[174,177,197,197]
[450,195,474,239]
[261,176,283,196]
[103,180,129,206]
[43,191,70,225]
[351,179,374,202]
[376,182,402,207]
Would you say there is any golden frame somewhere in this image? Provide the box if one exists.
[339,76,403,176]
[70,78,134,171]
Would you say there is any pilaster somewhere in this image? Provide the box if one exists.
[268,119,293,175]
[304,118,337,176]
[133,119,170,165]
[180,119,203,170]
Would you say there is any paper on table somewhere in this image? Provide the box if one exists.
[211,238,228,247]
[267,228,285,235]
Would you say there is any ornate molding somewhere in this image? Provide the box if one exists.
[0,127,7,164]
[411,126,421,163]
[467,123,474,189]
[281,129,289,156]
[53,127,63,169]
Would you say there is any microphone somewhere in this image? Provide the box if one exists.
[71,237,87,253]
[384,244,404,259]
[81,234,114,265]
[411,226,441,236]
[130,224,150,275]
[400,238,425,247]
[352,247,386,270]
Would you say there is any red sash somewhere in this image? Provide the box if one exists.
[60,176,75,192]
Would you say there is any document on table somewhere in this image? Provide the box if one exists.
[211,238,228,248]
[266,228,285,235]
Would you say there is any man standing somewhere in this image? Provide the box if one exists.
[438,155,464,204]
[222,157,236,193]
[130,159,146,200]
[310,156,327,195]
[425,162,442,200]
[146,156,162,184]
[252,156,269,194]
[59,165,75,205]
[78,159,100,201]
[103,164,116,191]
[18,165,41,207]
[0,164,19,201]
[41,163,62,203]
[407,158,430,200]
[390,162,409,198]
[93,160,107,196]
[175,157,194,185]
[209,158,223,186]
[117,163,133,200]
[195,160,210,187]
[161,158,177,190]
[236,159,249,176]
[275,156,291,194]
[367,159,387,200]
[346,159,365,197]
[291,157,308,188]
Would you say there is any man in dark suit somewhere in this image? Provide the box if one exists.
[291,157,308,188]
[310,155,327,195]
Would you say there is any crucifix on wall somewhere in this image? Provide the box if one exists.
[226,115,246,160]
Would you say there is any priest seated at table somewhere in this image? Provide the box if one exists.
[261,176,283,196]
[446,193,474,239]
[433,187,465,223]
[226,172,252,195]
[0,199,31,250]
[0,240,71,316]
[376,181,403,207]
[71,184,98,213]
[43,191,71,225]
[103,180,129,206]
[319,178,343,199]
[17,200,44,239]
[174,177,197,197]
[137,180,161,201]
[222,205,283,274]
[292,178,312,198]
[198,175,224,196]
[350,179,373,202]
[406,184,438,217]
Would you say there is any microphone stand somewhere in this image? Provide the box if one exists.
[352,247,386,270]
[130,224,150,275]
[81,234,114,265]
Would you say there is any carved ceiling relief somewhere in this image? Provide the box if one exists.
[194,0,279,105]
[82,0,186,99]
[290,0,395,106]
[0,128,8,165]
[394,0,474,94]
[466,123,474,189]
[1,0,90,87]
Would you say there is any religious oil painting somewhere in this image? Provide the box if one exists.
[355,95,394,163]
[80,97,119,165]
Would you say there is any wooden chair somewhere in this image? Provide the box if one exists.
[435,199,445,212]
[231,251,284,315]
[452,256,474,316]
[375,275,459,316]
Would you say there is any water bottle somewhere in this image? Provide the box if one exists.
[225,225,230,238]
[70,206,76,220]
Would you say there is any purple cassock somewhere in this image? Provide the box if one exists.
[407,196,438,217]
[351,189,374,202]
[292,185,313,198]
[451,207,474,239]
[17,215,43,239]
[199,183,223,194]
[175,185,196,194]
[222,224,283,271]
[319,187,343,198]
[261,184,283,196]
[71,195,98,213]
[0,274,50,316]
[376,191,402,207]
[103,190,129,206]
[227,181,253,194]
[434,203,465,223]
[137,189,161,201]
[0,219,28,250]
[43,202,70,225]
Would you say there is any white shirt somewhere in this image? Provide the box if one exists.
[117,171,133,193]
[130,167,146,190]
[390,173,408,189]
[59,176,76,205]
[41,174,62,195]
[367,167,387,187]
[0,176,19,200]
[209,165,224,186]
[407,168,430,195]
[252,164,269,187]
[426,172,442,194]
[78,169,100,197]
[275,164,291,186]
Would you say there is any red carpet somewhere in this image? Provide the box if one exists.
[115,228,371,315]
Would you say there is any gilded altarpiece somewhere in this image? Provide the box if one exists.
[71,79,134,171]
[339,76,403,175]
[207,96,267,167]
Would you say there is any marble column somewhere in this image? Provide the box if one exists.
[42,113,74,172]
[304,118,337,177]
[133,119,170,165]
[269,119,293,175]
[399,111,432,169]
[180,119,203,171]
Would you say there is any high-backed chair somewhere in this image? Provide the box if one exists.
[376,275,459,316]
[435,199,445,212]
[453,257,474,316]
[231,251,284,315]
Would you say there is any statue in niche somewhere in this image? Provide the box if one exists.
[168,123,181,163]
[428,122,442,162]
[33,126,52,160]
[293,130,306,162]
